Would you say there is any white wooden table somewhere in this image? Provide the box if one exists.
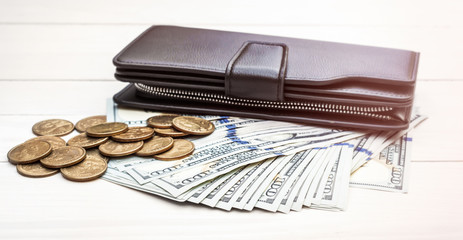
[1,1,462,239]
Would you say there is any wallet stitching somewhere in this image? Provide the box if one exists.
[118,60,414,83]
[114,25,159,66]
[118,63,411,99]
[325,89,408,97]
[120,60,224,72]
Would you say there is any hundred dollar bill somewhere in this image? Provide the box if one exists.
[350,133,381,170]
[277,148,325,213]
[106,98,359,173]
[180,179,215,202]
[188,169,241,204]
[127,127,359,185]
[199,167,248,207]
[153,146,290,197]
[349,132,414,193]
[290,147,334,211]
[200,164,258,208]
[311,143,353,211]
[351,114,427,172]
[110,118,271,171]
[242,155,296,211]
[102,161,186,201]
[254,150,318,212]
[351,131,393,172]
[303,145,340,207]
[107,98,363,175]
[214,162,266,210]
[153,132,363,197]
[232,157,285,210]
[277,143,353,213]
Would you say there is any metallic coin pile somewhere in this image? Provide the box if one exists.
[7,114,214,181]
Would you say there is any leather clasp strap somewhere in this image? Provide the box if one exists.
[225,41,288,102]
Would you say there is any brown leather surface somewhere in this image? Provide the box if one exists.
[114,26,419,86]
[112,25,420,130]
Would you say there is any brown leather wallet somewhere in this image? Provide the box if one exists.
[113,25,419,130]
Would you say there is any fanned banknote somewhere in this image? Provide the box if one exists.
[101,99,426,213]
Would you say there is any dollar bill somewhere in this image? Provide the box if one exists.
[350,132,413,193]
[215,161,269,210]
[127,128,360,185]
[254,150,317,212]
[276,143,353,213]
[303,145,341,207]
[277,148,325,213]
[102,161,185,201]
[153,132,363,197]
[351,133,381,171]
[242,155,296,211]
[102,99,424,213]
[200,164,258,208]
[311,143,353,210]
[187,169,241,204]
[109,118,267,172]
[289,147,334,211]
[109,118,267,171]
[351,115,427,172]
[179,179,215,202]
[232,157,285,209]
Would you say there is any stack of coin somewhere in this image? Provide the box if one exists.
[146,115,214,160]
[7,114,215,182]
[7,117,109,182]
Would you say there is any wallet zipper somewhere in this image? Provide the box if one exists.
[134,83,393,120]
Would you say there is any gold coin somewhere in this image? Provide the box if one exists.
[60,152,108,182]
[32,119,74,136]
[154,139,194,161]
[147,114,180,128]
[75,115,107,132]
[98,139,143,157]
[25,136,66,150]
[136,136,174,156]
[111,126,154,142]
[172,116,215,135]
[16,162,58,178]
[7,140,52,165]
[154,127,188,137]
[40,146,86,168]
[86,122,128,137]
[67,133,108,149]
[85,148,109,162]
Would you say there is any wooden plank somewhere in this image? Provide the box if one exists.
[1,25,462,80]
[0,25,148,80]
[0,81,127,115]
[0,0,462,27]
[0,161,462,239]
[412,80,463,161]
[0,80,461,162]
[0,115,81,161]
[0,80,126,159]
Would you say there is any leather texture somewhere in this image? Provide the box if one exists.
[225,41,288,101]
[112,25,420,130]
